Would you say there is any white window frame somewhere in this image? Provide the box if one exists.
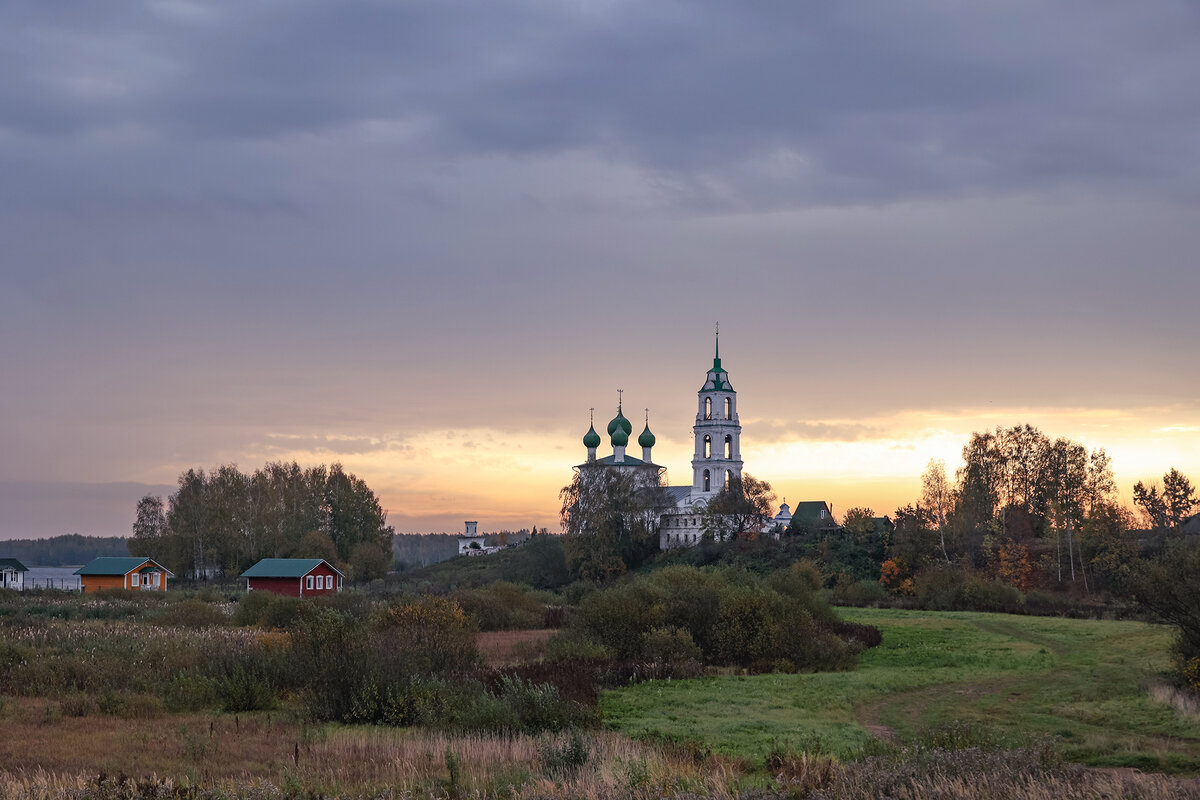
[316,575,324,590]
[337,576,343,590]
[152,572,160,587]
[306,575,314,590]
[130,574,139,588]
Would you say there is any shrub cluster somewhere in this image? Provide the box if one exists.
[563,564,869,672]
[289,596,593,733]
[452,582,550,631]
[913,567,1024,613]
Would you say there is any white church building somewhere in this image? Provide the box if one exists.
[576,333,791,550]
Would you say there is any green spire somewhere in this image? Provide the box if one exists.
[713,323,723,371]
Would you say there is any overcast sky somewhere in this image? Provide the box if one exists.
[3,0,1199,540]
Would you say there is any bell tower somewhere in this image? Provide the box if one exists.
[691,326,742,498]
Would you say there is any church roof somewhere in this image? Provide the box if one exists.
[663,486,693,506]
[577,454,660,469]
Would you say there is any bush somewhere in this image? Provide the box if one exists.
[154,598,228,628]
[829,619,883,650]
[232,591,309,629]
[454,582,545,631]
[165,672,219,712]
[642,627,703,664]
[457,675,596,734]
[538,730,591,776]
[544,631,614,663]
[914,567,1024,613]
[573,581,665,659]
[829,578,889,607]
[568,566,856,673]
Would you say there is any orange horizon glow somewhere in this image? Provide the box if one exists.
[215,403,1200,534]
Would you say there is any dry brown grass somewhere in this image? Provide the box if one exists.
[475,629,555,666]
[0,697,742,799]
[0,697,300,781]
[1150,682,1200,722]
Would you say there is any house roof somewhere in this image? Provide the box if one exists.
[0,558,28,572]
[75,557,173,577]
[242,558,345,579]
[789,501,840,529]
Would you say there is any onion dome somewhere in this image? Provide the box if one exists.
[607,409,632,436]
[583,424,601,449]
[638,423,656,448]
[611,426,629,447]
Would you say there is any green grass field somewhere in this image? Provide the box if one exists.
[601,608,1200,772]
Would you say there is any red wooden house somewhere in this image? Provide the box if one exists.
[241,558,344,597]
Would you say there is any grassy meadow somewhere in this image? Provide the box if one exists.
[602,608,1200,772]
[3,587,1200,798]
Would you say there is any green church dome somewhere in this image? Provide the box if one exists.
[583,424,601,449]
[607,409,632,437]
[638,424,656,448]
[611,426,629,447]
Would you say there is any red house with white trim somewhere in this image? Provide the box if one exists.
[241,558,344,597]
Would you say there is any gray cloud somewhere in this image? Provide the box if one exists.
[2,1,1199,209]
[748,420,887,443]
[0,480,175,540]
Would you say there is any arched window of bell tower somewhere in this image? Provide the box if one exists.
[724,435,732,459]
[725,470,732,489]
[724,397,732,420]
[703,469,711,492]
[704,397,712,420]
[703,435,711,458]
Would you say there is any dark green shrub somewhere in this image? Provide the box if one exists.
[165,672,219,712]
[538,730,591,776]
[231,591,273,626]
[154,598,228,628]
[829,578,889,607]
[544,631,613,663]
[457,675,595,734]
[641,627,702,664]
[829,620,883,649]
[573,581,665,658]
[258,596,308,630]
[454,582,545,631]
[915,567,1023,613]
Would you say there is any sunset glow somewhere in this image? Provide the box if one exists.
[2,3,1199,539]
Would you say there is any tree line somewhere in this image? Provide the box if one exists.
[0,534,127,567]
[129,461,395,581]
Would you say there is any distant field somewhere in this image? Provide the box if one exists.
[601,608,1200,773]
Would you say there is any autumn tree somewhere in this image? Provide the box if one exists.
[140,461,394,579]
[1080,502,1136,591]
[701,474,776,541]
[1045,438,1088,585]
[559,464,667,582]
[1163,468,1198,529]
[993,539,1033,592]
[920,459,953,562]
[128,494,168,558]
[1133,480,1169,531]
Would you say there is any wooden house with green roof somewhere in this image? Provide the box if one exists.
[787,501,842,537]
[75,557,173,593]
[1,558,28,591]
[241,558,344,597]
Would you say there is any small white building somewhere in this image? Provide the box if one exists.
[458,521,499,556]
[1,558,27,591]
